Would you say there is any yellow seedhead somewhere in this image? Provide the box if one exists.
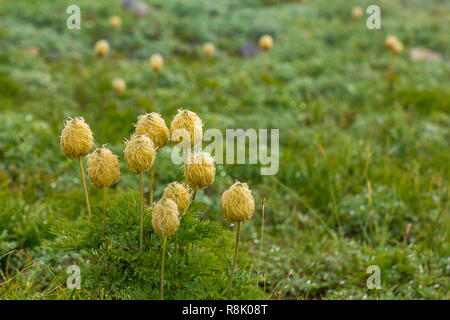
[352,6,363,20]
[203,42,215,57]
[86,148,120,189]
[162,182,191,216]
[170,109,203,148]
[135,113,170,151]
[60,117,94,160]
[221,181,255,222]
[124,134,156,174]
[112,78,126,95]
[259,34,273,52]
[152,197,180,236]
[94,40,110,58]
[109,15,122,29]
[150,53,164,72]
[185,151,215,191]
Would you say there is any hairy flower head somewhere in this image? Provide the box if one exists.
[162,182,190,216]
[203,43,215,57]
[134,113,170,151]
[221,181,255,222]
[150,53,163,72]
[124,134,155,174]
[109,15,122,29]
[391,39,404,55]
[385,35,399,49]
[352,6,363,19]
[152,197,180,236]
[385,35,404,55]
[170,109,203,148]
[86,147,120,189]
[94,40,109,57]
[185,151,215,190]
[259,35,273,51]
[112,78,126,95]
[60,117,94,159]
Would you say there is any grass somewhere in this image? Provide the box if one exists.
[0,0,449,299]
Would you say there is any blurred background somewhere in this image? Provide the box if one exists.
[0,0,448,299]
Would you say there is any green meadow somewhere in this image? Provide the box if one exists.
[0,0,448,299]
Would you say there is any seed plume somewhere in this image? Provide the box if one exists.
[124,134,156,174]
[221,181,255,222]
[162,182,191,216]
[86,147,120,189]
[152,197,180,236]
[184,151,215,190]
[134,113,170,151]
[60,117,94,159]
[170,109,203,148]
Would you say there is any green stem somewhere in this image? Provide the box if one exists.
[227,221,241,297]
[151,71,159,92]
[103,188,107,229]
[150,162,155,205]
[78,158,91,218]
[263,268,267,293]
[174,233,178,276]
[139,171,144,254]
[184,150,189,189]
[388,53,398,91]
[161,236,167,300]
[257,201,265,281]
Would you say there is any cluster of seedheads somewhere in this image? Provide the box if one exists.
[59,14,275,299]
[93,15,274,96]
[60,109,262,299]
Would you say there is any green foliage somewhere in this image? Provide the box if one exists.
[0,0,449,300]
[45,194,266,299]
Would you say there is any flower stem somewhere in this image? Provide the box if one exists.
[78,158,91,218]
[150,162,155,205]
[227,221,241,297]
[388,53,398,91]
[139,171,144,254]
[151,71,159,99]
[152,71,159,90]
[103,188,107,229]
[264,51,270,75]
[184,150,189,188]
[160,235,167,300]
[257,198,266,282]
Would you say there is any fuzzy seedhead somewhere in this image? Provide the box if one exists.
[60,117,94,159]
[134,113,170,151]
[86,147,120,189]
[385,35,403,54]
[184,151,215,191]
[94,40,109,57]
[124,134,156,174]
[152,197,180,236]
[170,109,203,148]
[112,78,126,94]
[203,43,215,57]
[391,40,404,55]
[150,53,163,72]
[259,34,273,52]
[162,182,191,216]
[385,35,399,49]
[109,15,122,29]
[221,181,255,222]
[352,6,363,19]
